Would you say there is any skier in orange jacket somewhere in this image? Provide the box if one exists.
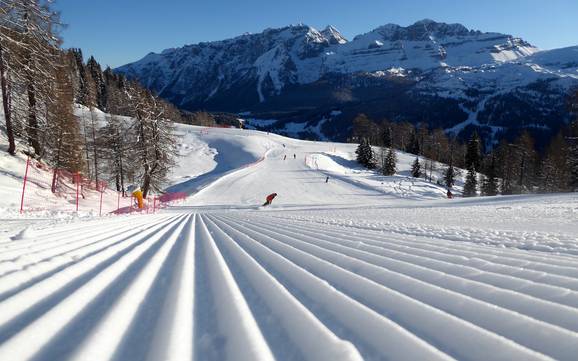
[263,193,277,206]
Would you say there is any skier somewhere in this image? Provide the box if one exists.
[447,189,453,199]
[262,193,277,206]
[293,154,296,159]
[325,176,329,183]
[127,185,144,209]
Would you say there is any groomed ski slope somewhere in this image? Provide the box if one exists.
[1,126,578,361]
[168,125,452,209]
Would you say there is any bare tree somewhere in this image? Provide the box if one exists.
[1,0,62,157]
[0,1,23,155]
[128,83,176,198]
[45,52,83,190]
[99,81,137,195]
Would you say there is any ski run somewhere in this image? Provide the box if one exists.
[1,125,578,361]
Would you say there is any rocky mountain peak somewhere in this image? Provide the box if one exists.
[370,19,476,41]
[321,25,348,45]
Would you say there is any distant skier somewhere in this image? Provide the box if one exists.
[293,154,296,159]
[263,193,278,206]
[447,189,453,199]
[325,176,329,183]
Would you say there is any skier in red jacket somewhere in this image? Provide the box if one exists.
[263,193,278,206]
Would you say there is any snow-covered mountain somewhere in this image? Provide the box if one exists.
[116,20,578,145]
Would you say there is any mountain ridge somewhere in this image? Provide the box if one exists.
[115,19,578,147]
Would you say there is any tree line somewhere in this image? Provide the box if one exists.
[0,0,181,198]
[353,102,578,197]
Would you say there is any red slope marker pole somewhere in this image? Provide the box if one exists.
[75,173,80,213]
[99,189,103,217]
[20,157,30,214]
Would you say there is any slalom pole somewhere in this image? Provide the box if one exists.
[99,189,103,216]
[20,157,30,214]
[75,173,80,213]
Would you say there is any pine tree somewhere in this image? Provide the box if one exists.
[463,166,478,197]
[495,140,515,195]
[513,132,538,193]
[443,143,457,189]
[567,120,578,191]
[465,132,482,171]
[367,151,377,170]
[411,157,421,178]
[356,138,376,169]
[86,56,107,110]
[69,48,91,106]
[352,114,379,144]
[423,158,436,182]
[406,127,420,155]
[443,164,455,189]
[383,148,397,176]
[481,154,499,196]
[103,69,133,116]
[381,123,393,148]
[539,132,569,192]
[356,138,368,166]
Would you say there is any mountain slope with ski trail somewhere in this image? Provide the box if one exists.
[1,126,578,360]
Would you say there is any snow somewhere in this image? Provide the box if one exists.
[254,45,289,102]
[243,117,333,140]
[526,46,578,77]
[165,125,269,196]
[167,126,218,186]
[323,28,539,76]
[1,122,578,360]
[0,138,124,227]
[240,118,279,130]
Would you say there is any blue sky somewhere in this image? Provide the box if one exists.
[56,0,578,68]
